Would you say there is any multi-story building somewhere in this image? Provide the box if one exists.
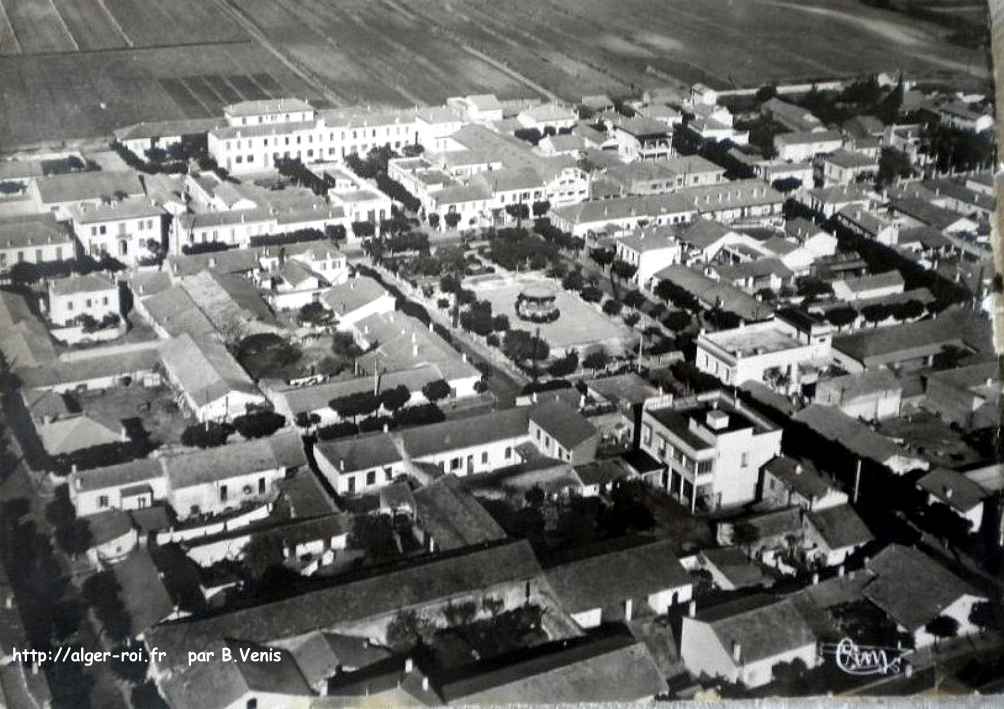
[47,273,120,327]
[820,149,878,186]
[695,308,833,393]
[773,129,843,162]
[610,117,673,161]
[601,155,726,196]
[640,390,782,511]
[67,197,164,264]
[0,213,77,272]
[614,225,682,288]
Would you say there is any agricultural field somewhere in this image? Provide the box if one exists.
[0,43,322,147]
[232,0,990,103]
[0,0,244,54]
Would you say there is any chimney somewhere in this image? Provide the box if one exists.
[412,343,418,358]
[71,463,78,474]
[688,600,696,618]
[404,658,414,674]
[838,564,845,577]
[532,392,538,403]
[383,423,389,433]
[795,464,803,476]
[944,486,953,500]
[706,409,729,431]
[811,572,819,585]
[339,459,345,472]
[731,641,742,664]
[4,594,11,610]
[421,676,430,692]
[209,256,217,268]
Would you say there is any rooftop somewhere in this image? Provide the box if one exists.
[36,170,144,206]
[695,595,817,664]
[806,504,872,550]
[158,333,259,406]
[702,320,803,357]
[49,272,116,296]
[763,455,837,501]
[0,213,74,249]
[529,400,597,449]
[413,475,506,552]
[917,468,988,513]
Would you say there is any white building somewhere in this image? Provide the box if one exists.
[695,309,833,393]
[0,213,77,272]
[322,276,396,329]
[67,198,164,264]
[680,596,820,688]
[613,225,683,287]
[47,273,120,327]
[774,130,844,162]
[820,149,878,186]
[159,333,267,422]
[640,390,783,511]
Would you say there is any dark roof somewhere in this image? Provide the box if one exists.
[695,595,817,664]
[806,504,873,550]
[162,640,312,709]
[111,548,174,637]
[164,434,304,489]
[315,432,401,473]
[740,507,803,539]
[917,468,988,513]
[413,475,506,552]
[282,631,392,687]
[699,547,770,589]
[863,544,981,631]
[574,459,632,487]
[147,540,544,672]
[832,317,967,366]
[544,537,690,614]
[793,405,901,463]
[762,455,837,501]
[586,373,659,405]
[85,509,134,545]
[439,631,668,704]
[73,458,163,493]
[398,408,529,459]
[529,400,597,449]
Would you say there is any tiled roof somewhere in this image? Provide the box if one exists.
[529,400,597,449]
[158,333,260,406]
[36,170,144,205]
[315,432,401,474]
[49,273,116,296]
[917,468,988,513]
[697,595,817,664]
[806,504,872,550]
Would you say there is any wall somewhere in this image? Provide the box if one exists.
[169,468,285,520]
[155,503,272,544]
[648,583,693,615]
[49,287,120,327]
[911,594,985,648]
[412,435,529,479]
[680,617,740,684]
[49,323,125,345]
[72,475,170,517]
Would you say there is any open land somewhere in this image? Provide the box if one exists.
[0,0,991,150]
[477,278,634,352]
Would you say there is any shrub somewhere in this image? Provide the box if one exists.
[181,421,233,448]
[421,379,452,402]
[580,285,603,303]
[394,403,446,428]
[602,300,623,316]
[232,411,286,439]
[317,421,359,440]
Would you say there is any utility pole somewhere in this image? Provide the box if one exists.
[853,458,862,504]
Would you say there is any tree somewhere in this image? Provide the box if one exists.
[379,385,411,413]
[502,329,549,363]
[877,147,913,187]
[232,411,286,439]
[825,307,858,329]
[861,303,890,325]
[663,310,692,333]
[428,212,440,229]
[611,259,638,283]
[298,301,333,326]
[444,212,462,229]
[349,514,400,560]
[244,533,285,582]
[331,331,362,359]
[968,600,998,635]
[181,421,233,448]
[756,84,778,103]
[590,247,615,270]
[925,615,959,650]
[482,595,505,617]
[602,299,623,316]
[422,379,452,403]
[386,609,437,652]
[532,200,551,217]
[442,600,478,627]
[579,285,603,303]
[547,350,579,377]
[329,391,380,422]
[732,521,760,555]
[583,349,609,374]
[562,269,585,292]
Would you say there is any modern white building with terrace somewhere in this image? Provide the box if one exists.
[640,391,782,511]
[695,309,833,393]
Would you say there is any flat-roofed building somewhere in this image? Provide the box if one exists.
[640,390,782,510]
[695,309,832,393]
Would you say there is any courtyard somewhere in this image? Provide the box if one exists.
[474,276,636,355]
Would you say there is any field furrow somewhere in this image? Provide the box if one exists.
[0,0,19,55]
[51,0,128,50]
[4,0,76,53]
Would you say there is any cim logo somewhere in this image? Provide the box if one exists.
[820,638,913,676]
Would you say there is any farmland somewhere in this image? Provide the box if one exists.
[0,0,991,150]
[231,0,990,103]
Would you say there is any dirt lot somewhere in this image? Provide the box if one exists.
[75,383,192,448]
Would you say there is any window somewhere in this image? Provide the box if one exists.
[99,225,106,235]
[34,249,42,262]
[481,451,488,464]
[366,471,376,486]
[85,299,92,308]
[247,699,257,709]
[504,447,512,460]
[740,452,749,468]
[258,477,266,495]
[384,467,393,481]
[16,251,22,262]
[642,424,652,446]
[102,296,108,306]
[544,435,550,449]
[220,485,228,502]
[347,476,356,494]
[98,495,109,508]
[697,460,713,474]
[67,301,74,311]
[450,457,461,471]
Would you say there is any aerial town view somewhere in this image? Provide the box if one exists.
[0,0,1001,706]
